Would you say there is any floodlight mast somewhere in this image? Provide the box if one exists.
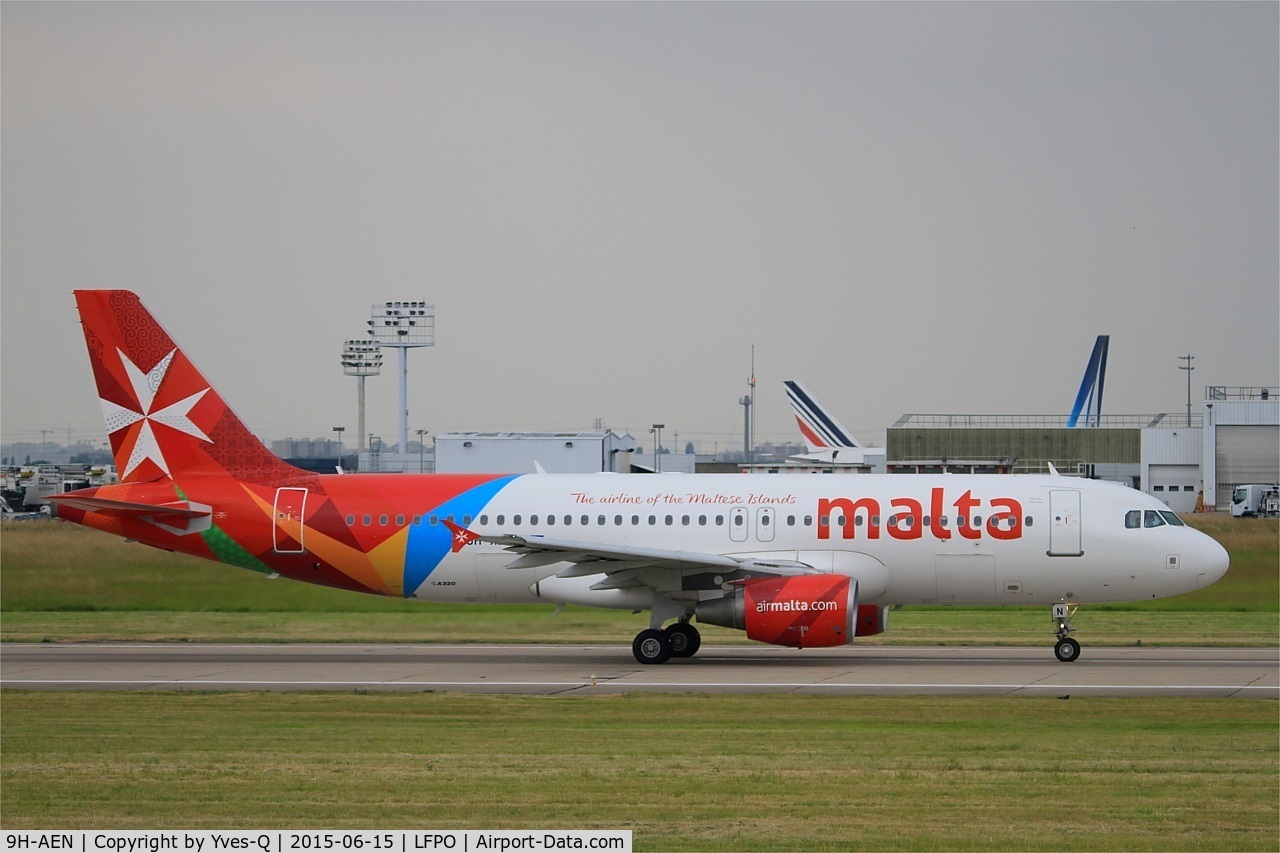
[341,340,382,453]
[368,301,435,454]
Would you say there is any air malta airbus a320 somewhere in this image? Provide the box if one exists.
[51,292,1229,664]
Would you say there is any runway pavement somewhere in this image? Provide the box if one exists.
[2,643,1276,697]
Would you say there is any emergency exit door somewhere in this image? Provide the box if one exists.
[273,487,307,553]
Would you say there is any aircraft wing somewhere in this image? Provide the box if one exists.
[454,523,818,592]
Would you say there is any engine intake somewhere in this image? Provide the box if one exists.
[697,574,857,648]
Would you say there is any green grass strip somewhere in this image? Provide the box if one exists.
[1,692,1276,851]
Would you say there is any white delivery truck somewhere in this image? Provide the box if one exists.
[1230,484,1280,518]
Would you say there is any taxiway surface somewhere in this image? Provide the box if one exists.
[2,643,1276,697]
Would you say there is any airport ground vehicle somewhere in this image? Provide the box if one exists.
[1230,484,1279,518]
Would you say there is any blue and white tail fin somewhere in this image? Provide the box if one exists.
[1068,335,1110,428]
[784,380,863,453]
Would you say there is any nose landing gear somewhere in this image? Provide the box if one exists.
[1052,601,1081,662]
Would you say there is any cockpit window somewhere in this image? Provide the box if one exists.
[1143,510,1166,528]
[1159,511,1185,527]
[1125,510,1141,529]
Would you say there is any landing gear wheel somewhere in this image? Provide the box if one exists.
[633,628,672,665]
[1054,637,1081,663]
[665,622,702,658]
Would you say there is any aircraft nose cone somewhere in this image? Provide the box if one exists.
[1198,535,1230,585]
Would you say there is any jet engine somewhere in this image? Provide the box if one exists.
[697,574,856,648]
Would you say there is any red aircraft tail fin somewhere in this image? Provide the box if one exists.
[74,290,304,485]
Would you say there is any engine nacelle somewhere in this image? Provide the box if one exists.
[697,574,856,648]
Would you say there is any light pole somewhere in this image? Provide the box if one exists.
[341,340,382,453]
[651,424,664,474]
[368,302,434,454]
[417,429,429,473]
[333,426,345,463]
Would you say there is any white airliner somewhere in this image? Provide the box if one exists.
[53,292,1229,665]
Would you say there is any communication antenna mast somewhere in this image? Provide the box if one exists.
[750,345,756,460]
[341,340,382,453]
[739,346,756,464]
[1178,353,1195,427]
[368,301,434,454]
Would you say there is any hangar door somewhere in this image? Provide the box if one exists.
[1215,425,1280,508]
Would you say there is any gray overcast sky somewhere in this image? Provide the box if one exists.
[3,2,1277,453]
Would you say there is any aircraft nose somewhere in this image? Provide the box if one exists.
[1198,534,1230,585]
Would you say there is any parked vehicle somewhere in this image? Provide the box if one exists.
[1230,484,1280,518]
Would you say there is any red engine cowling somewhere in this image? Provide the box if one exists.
[697,574,856,648]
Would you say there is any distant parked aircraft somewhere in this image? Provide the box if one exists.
[1069,335,1110,427]
[784,379,875,465]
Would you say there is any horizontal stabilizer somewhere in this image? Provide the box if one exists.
[47,493,212,536]
[47,494,211,519]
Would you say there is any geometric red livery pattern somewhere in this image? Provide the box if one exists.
[60,291,511,598]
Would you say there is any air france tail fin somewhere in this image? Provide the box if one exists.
[784,380,863,453]
[75,290,303,484]
[1068,335,1110,428]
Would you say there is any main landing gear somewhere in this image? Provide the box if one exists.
[632,621,702,665]
[1052,601,1081,663]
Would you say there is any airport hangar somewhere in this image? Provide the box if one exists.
[741,386,1276,514]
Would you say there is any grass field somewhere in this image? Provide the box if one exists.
[1,517,1275,646]
[2,692,1276,851]
[2,519,1277,850]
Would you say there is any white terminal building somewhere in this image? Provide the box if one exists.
[435,431,639,475]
